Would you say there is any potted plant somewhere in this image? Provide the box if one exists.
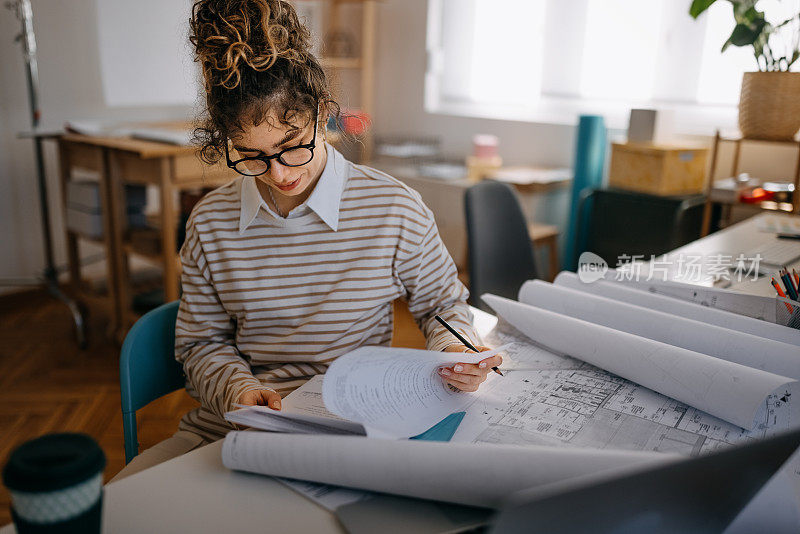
[690,0,800,140]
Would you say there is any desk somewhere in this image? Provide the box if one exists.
[3,215,797,533]
[0,307,497,534]
[660,212,800,297]
[56,133,237,338]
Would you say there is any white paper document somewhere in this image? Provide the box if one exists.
[225,376,366,436]
[555,271,800,346]
[221,431,676,508]
[322,345,511,438]
[481,294,795,430]
[518,280,800,380]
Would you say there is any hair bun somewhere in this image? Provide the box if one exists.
[190,0,312,90]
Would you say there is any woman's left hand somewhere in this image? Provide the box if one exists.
[439,344,502,392]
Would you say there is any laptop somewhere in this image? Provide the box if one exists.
[491,427,800,534]
[336,428,800,534]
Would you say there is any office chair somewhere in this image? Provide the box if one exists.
[120,301,185,464]
[464,181,538,312]
[574,187,705,269]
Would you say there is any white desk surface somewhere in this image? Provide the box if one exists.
[3,214,799,533]
[662,212,800,297]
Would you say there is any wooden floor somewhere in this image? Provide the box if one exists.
[0,289,426,526]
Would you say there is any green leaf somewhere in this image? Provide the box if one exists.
[729,22,759,46]
[690,0,718,18]
[730,0,759,19]
[722,17,769,54]
[740,6,763,23]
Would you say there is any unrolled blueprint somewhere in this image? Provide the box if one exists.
[450,322,799,494]
[482,294,794,430]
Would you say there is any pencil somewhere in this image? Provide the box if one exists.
[781,270,799,301]
[434,315,503,376]
[772,278,795,313]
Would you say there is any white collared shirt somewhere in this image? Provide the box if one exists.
[239,143,347,233]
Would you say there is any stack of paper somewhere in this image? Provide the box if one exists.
[225,345,510,439]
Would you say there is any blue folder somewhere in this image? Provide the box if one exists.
[408,412,466,442]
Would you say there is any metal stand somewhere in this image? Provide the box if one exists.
[3,0,87,348]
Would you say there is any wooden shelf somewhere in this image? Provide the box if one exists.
[701,129,800,235]
[717,132,800,145]
[316,0,376,161]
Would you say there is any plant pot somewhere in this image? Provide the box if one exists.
[738,71,800,141]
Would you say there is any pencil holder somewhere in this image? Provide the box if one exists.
[776,296,800,330]
[3,433,106,533]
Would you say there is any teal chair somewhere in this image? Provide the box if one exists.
[120,301,185,464]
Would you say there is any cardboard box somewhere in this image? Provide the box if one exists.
[608,142,708,196]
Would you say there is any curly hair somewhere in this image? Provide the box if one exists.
[190,0,338,164]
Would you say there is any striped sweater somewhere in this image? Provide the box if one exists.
[175,145,480,440]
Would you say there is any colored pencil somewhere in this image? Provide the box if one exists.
[772,278,795,313]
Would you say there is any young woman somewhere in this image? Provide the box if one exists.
[117,0,501,476]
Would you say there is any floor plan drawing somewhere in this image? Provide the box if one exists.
[453,324,796,465]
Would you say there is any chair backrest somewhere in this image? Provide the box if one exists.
[575,188,705,267]
[464,181,538,312]
[120,300,184,463]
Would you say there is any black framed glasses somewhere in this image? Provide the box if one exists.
[225,110,319,177]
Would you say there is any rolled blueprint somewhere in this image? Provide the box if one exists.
[519,280,800,380]
[482,294,795,430]
[221,431,677,508]
[554,272,800,347]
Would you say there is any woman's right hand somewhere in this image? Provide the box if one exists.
[238,389,282,410]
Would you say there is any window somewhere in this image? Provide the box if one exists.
[426,0,544,114]
[426,0,799,132]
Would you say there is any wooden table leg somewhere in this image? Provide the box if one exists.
[159,158,180,302]
[101,148,128,341]
[57,142,82,288]
[700,200,714,238]
[546,234,559,282]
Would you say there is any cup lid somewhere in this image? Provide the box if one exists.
[3,433,106,493]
